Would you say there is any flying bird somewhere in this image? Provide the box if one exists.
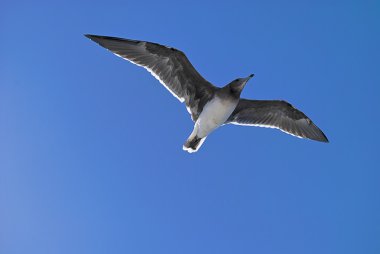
[85,34,328,153]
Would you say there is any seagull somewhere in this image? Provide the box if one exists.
[85,34,328,153]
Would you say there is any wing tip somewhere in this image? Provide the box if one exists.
[318,132,329,143]
[309,125,329,143]
[84,34,105,45]
[313,134,329,143]
[84,34,140,44]
[84,34,100,40]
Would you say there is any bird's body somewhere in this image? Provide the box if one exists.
[197,94,239,138]
[184,92,239,152]
[85,34,328,153]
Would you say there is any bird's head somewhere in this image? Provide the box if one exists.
[228,74,254,95]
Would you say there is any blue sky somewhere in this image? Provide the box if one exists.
[1,0,379,253]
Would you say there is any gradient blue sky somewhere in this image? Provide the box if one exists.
[1,1,380,253]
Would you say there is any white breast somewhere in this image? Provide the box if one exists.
[195,96,238,138]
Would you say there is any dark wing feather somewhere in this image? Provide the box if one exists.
[227,99,328,142]
[85,34,216,121]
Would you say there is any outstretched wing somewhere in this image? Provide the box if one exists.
[85,34,216,121]
[226,99,328,142]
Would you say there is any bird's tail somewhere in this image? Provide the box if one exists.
[183,135,207,153]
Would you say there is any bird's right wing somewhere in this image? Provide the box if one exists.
[226,99,328,142]
[85,34,216,121]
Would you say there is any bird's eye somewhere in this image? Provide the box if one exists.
[235,79,239,82]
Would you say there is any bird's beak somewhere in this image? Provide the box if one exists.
[242,74,254,85]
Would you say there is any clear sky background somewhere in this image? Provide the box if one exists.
[1,0,379,253]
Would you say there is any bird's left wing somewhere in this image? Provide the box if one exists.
[85,34,216,121]
[226,99,328,142]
